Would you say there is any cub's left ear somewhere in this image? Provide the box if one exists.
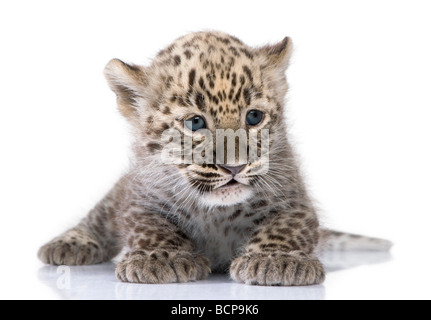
[104,58,148,119]
[258,37,293,72]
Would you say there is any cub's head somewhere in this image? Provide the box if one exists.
[104,31,293,207]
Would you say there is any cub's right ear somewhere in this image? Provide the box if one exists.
[104,58,148,119]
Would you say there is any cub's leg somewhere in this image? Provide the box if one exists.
[230,208,325,286]
[38,185,123,266]
[115,208,210,284]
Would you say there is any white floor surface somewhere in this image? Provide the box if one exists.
[21,248,427,300]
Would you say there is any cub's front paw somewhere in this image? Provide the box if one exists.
[115,250,211,284]
[230,251,325,286]
[38,236,103,266]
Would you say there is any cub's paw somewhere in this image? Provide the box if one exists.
[230,251,325,286]
[38,236,103,266]
[115,250,211,284]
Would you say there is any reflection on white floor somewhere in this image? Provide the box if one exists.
[37,251,392,300]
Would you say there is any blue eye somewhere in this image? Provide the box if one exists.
[246,110,264,126]
[185,116,206,131]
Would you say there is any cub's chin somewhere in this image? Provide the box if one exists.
[200,182,253,207]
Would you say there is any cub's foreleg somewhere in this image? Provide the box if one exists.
[115,208,210,284]
[230,207,325,286]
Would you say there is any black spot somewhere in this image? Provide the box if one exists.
[173,55,181,66]
[234,87,242,103]
[243,87,251,106]
[229,210,242,221]
[147,142,162,153]
[188,69,196,87]
[215,36,230,45]
[268,234,286,241]
[288,240,300,250]
[231,73,237,87]
[199,77,205,89]
[154,122,170,135]
[228,88,234,100]
[249,237,262,244]
[240,48,254,60]
[243,65,253,83]
[204,89,213,102]
[195,93,205,111]
[253,217,266,225]
[184,50,193,59]
[229,46,240,57]
[251,200,268,209]
[291,212,306,219]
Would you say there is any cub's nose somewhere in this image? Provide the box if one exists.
[218,164,246,176]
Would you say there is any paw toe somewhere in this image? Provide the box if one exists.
[38,238,102,266]
[115,250,210,284]
[230,252,325,286]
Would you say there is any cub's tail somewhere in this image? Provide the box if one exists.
[318,229,393,251]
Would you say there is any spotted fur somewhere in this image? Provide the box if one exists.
[38,31,391,286]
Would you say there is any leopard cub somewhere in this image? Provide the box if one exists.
[39,31,391,286]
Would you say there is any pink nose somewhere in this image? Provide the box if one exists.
[218,164,246,176]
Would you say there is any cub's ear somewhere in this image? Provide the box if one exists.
[104,58,148,119]
[258,37,293,72]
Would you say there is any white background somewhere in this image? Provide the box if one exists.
[1,0,430,300]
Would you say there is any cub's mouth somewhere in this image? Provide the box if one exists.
[224,179,239,187]
[201,178,253,206]
[216,178,245,190]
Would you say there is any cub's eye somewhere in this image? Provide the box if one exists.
[246,110,264,126]
[185,116,206,131]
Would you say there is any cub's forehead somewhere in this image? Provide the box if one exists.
[154,31,257,66]
[151,32,268,125]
